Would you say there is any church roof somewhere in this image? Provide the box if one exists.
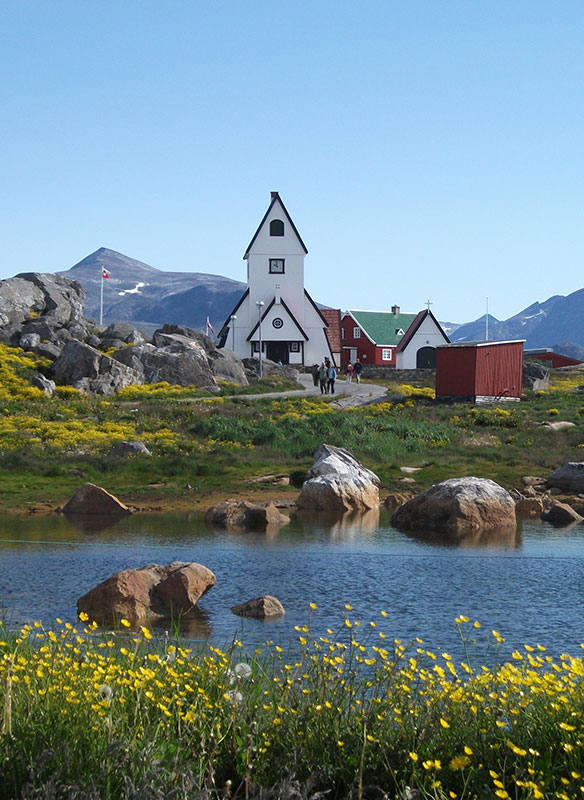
[243,192,308,259]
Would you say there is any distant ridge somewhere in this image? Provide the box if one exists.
[450,289,584,351]
[60,247,246,332]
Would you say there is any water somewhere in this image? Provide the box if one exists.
[1,508,584,663]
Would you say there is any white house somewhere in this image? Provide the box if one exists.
[218,192,333,366]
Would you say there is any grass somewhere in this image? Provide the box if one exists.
[3,612,584,798]
[0,342,583,510]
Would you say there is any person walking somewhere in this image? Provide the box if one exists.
[354,359,363,384]
[346,362,354,382]
[327,363,337,395]
[318,362,328,395]
[311,363,320,387]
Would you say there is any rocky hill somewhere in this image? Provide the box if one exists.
[60,248,246,333]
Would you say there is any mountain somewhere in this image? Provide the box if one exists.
[60,248,246,332]
[450,290,584,351]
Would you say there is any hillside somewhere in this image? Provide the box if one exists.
[60,248,246,332]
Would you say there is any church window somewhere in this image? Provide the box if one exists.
[290,342,300,352]
[270,219,284,236]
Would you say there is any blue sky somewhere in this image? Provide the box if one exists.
[1,1,583,323]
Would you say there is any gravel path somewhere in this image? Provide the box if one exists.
[241,372,388,408]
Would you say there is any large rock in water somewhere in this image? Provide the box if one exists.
[62,483,132,516]
[296,445,380,512]
[52,340,142,394]
[205,500,290,530]
[231,595,285,619]
[546,462,584,493]
[77,561,216,625]
[391,477,517,534]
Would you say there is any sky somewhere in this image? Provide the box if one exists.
[1,1,583,324]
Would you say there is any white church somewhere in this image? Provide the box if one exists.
[217,192,334,366]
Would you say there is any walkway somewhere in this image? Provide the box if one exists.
[240,372,388,407]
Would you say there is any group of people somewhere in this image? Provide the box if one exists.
[311,358,363,395]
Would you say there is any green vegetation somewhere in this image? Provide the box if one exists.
[2,612,584,798]
[0,342,583,510]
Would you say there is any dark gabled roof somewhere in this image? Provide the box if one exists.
[246,297,309,341]
[243,192,308,259]
[396,309,450,352]
[217,288,249,339]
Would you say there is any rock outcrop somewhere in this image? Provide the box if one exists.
[296,445,380,512]
[523,361,550,391]
[205,500,290,530]
[62,483,132,516]
[391,477,517,534]
[110,441,152,457]
[52,341,143,395]
[230,595,285,619]
[77,561,216,625]
[546,463,584,493]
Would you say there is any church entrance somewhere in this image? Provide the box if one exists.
[266,341,289,364]
[416,346,436,368]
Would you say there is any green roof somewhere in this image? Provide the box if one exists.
[348,310,418,346]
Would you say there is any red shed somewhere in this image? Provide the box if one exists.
[524,349,583,369]
[436,340,525,402]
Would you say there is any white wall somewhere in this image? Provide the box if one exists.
[396,315,447,369]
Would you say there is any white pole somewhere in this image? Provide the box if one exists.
[100,267,104,326]
[485,297,489,341]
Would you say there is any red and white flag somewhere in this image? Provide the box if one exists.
[101,266,110,279]
[206,316,215,336]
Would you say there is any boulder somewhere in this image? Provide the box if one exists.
[543,421,576,432]
[230,595,285,619]
[546,463,584,493]
[391,477,516,534]
[155,323,216,352]
[19,332,41,351]
[523,361,550,391]
[101,322,146,345]
[521,476,547,488]
[154,562,216,613]
[110,441,152,457]
[16,273,86,323]
[541,502,584,527]
[113,338,217,390]
[31,373,56,397]
[515,496,545,518]
[0,276,46,326]
[242,357,300,383]
[296,445,380,512]
[205,500,290,530]
[62,483,132,516]
[210,348,249,386]
[52,340,142,395]
[77,561,216,625]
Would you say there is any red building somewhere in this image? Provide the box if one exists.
[436,340,525,402]
[524,349,583,369]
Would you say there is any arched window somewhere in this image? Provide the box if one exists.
[270,219,284,236]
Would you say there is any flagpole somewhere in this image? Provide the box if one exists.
[100,266,104,326]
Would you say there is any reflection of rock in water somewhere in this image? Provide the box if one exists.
[64,511,128,534]
[294,507,380,537]
[404,526,520,549]
[151,606,212,639]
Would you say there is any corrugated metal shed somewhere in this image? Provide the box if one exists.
[436,340,525,401]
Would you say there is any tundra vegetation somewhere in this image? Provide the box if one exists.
[0,343,583,510]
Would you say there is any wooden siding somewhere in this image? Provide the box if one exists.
[436,341,524,399]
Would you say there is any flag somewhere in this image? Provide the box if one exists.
[101,266,110,279]
[206,316,215,336]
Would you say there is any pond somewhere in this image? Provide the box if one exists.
[1,508,584,663]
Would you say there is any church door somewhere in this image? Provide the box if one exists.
[416,347,436,368]
[266,341,289,364]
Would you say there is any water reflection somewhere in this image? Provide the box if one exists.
[150,606,213,639]
[294,507,380,537]
[63,511,129,534]
[403,526,520,549]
